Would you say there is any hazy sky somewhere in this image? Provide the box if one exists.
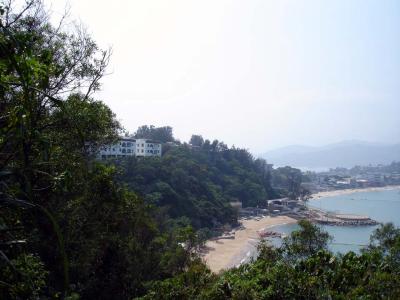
[45,0,400,153]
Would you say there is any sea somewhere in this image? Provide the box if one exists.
[274,187,400,253]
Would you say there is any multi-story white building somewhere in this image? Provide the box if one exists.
[134,138,162,157]
[98,137,162,159]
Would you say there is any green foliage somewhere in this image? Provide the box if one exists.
[3,2,400,300]
[61,164,191,298]
[0,254,48,300]
[143,222,400,300]
[0,2,190,299]
[138,259,217,300]
[282,219,332,260]
[114,143,277,230]
[368,222,400,252]
[189,134,204,147]
[271,166,307,199]
[134,125,174,143]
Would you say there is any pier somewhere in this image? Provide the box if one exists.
[307,208,379,226]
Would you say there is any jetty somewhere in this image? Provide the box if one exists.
[306,208,379,226]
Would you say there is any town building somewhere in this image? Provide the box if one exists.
[98,137,162,159]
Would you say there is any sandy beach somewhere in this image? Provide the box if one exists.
[202,215,296,273]
[203,185,400,273]
[312,185,400,199]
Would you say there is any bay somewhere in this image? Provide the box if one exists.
[276,188,400,253]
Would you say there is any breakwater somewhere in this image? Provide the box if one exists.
[308,208,379,226]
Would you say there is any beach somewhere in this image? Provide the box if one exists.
[312,185,400,199]
[202,185,400,273]
[202,215,296,273]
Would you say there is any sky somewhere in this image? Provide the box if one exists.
[44,0,400,154]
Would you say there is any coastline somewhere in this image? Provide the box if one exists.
[203,185,400,273]
[202,216,296,273]
[311,185,400,199]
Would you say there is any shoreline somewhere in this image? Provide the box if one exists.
[202,216,296,273]
[203,185,400,273]
[311,185,400,199]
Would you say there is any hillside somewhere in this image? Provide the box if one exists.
[113,142,278,230]
[262,141,400,170]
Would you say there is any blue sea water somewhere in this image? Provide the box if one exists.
[275,188,400,253]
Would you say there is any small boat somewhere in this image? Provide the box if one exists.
[257,230,282,238]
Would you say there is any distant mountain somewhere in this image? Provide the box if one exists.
[262,140,400,170]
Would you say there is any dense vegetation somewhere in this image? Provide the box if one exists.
[114,127,312,232]
[1,2,399,299]
[115,140,274,230]
[133,125,175,143]
[142,221,400,299]
[0,2,193,298]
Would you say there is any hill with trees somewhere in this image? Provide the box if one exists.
[113,128,312,232]
[115,139,271,230]
[1,2,399,299]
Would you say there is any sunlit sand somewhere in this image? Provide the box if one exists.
[203,216,296,273]
[312,185,400,199]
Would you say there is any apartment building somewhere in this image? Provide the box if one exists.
[134,139,162,157]
[98,138,161,159]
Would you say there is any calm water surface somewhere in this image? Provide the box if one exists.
[275,188,400,253]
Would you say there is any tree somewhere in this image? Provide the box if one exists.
[0,1,118,297]
[272,166,305,199]
[134,125,174,143]
[282,219,332,259]
[189,134,204,147]
[367,222,400,254]
[0,3,198,299]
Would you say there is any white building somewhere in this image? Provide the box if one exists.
[98,137,162,159]
[134,139,162,157]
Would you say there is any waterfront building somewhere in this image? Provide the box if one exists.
[98,137,162,159]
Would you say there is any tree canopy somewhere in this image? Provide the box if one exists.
[0,2,192,298]
[134,125,175,143]
[114,140,282,230]
[142,221,400,299]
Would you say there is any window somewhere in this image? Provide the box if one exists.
[122,149,126,153]
[127,149,131,153]
[122,142,126,147]
[141,149,144,153]
[127,142,132,147]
